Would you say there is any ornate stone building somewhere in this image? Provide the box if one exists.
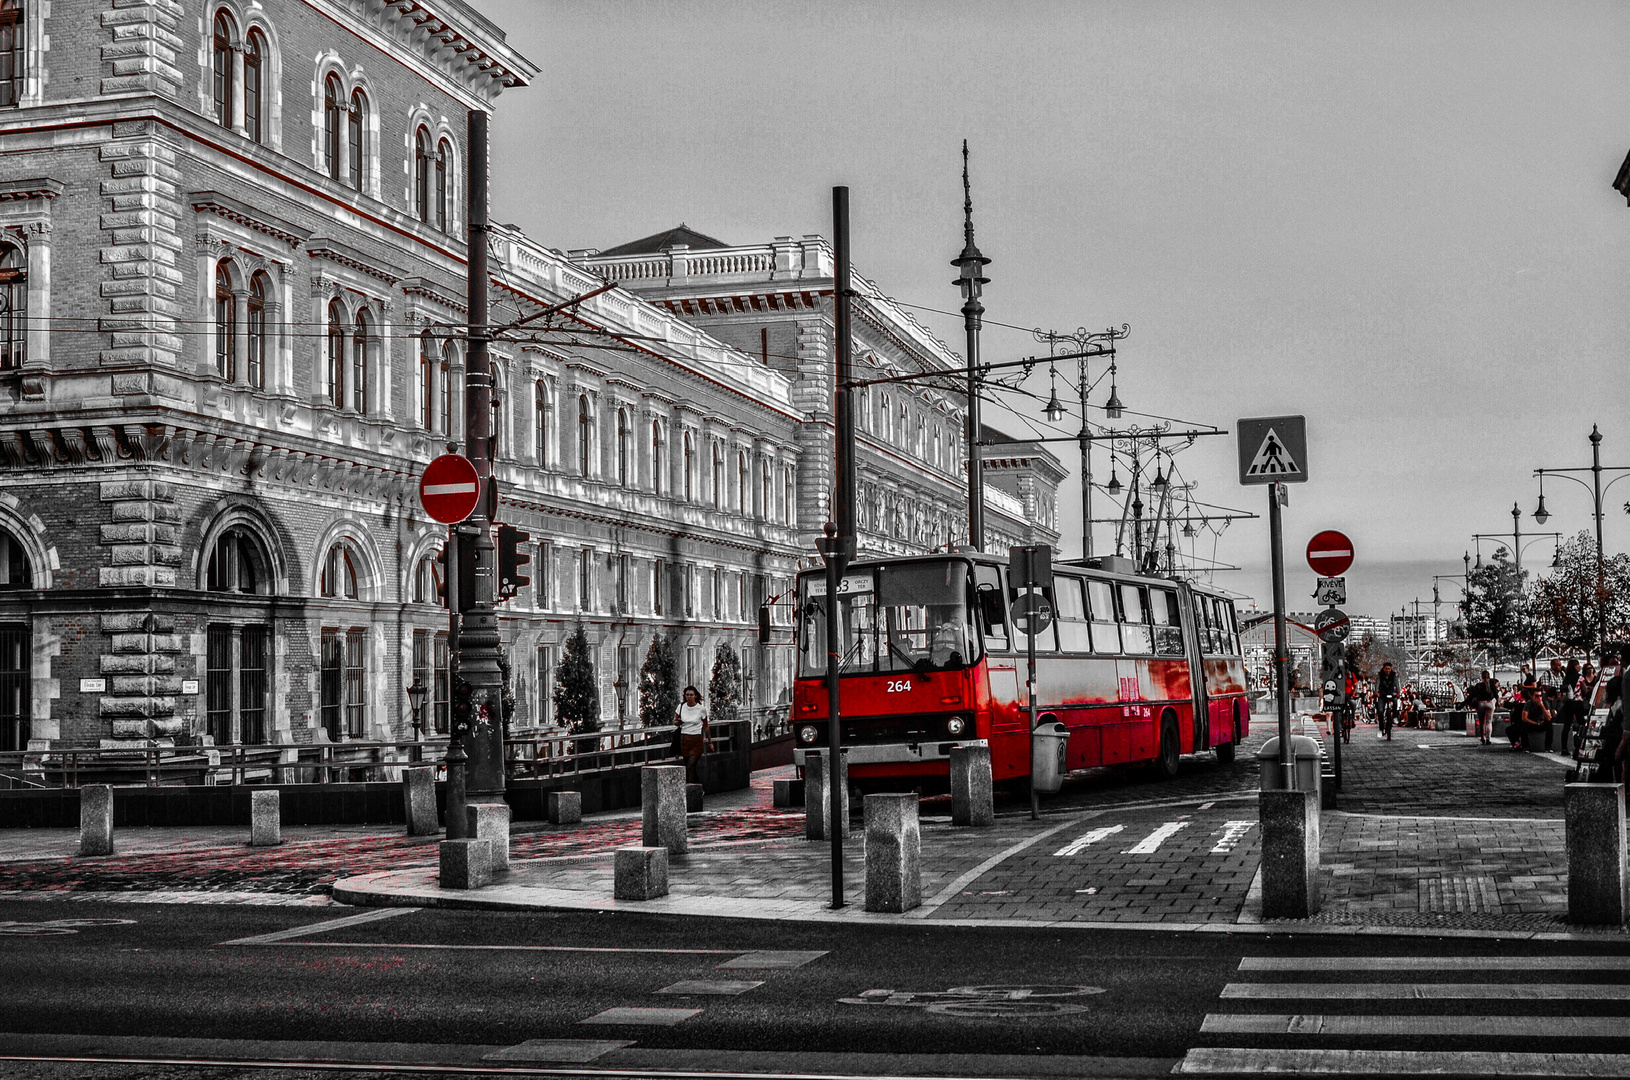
[0,1,1059,753]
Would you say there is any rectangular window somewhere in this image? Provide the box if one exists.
[687,644,701,688]
[536,644,556,728]
[1119,584,1153,655]
[1087,579,1120,654]
[0,623,28,752]
[578,548,592,611]
[0,3,22,109]
[975,563,1009,653]
[344,628,366,737]
[654,558,665,616]
[617,645,635,723]
[240,625,267,744]
[206,625,233,745]
[209,623,269,745]
[320,628,342,739]
[1055,577,1092,653]
[711,567,721,621]
[536,542,551,609]
[1150,588,1184,657]
[684,567,695,618]
[616,553,629,615]
[433,632,449,733]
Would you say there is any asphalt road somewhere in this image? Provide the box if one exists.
[4,896,1630,1080]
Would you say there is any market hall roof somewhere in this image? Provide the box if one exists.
[594,225,730,257]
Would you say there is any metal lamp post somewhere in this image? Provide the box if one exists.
[953,141,990,552]
[1032,325,1128,561]
[406,678,428,763]
[1533,424,1630,653]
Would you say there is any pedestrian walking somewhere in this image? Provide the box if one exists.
[1466,670,1498,745]
[675,684,710,783]
[1556,658,1584,757]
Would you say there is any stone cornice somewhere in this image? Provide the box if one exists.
[188,191,310,249]
[306,237,407,287]
[399,275,468,316]
[0,178,65,202]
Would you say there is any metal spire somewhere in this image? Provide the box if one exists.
[956,140,990,280]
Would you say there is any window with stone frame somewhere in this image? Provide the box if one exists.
[536,644,555,728]
[412,628,450,735]
[419,331,440,431]
[245,272,267,388]
[347,89,366,191]
[534,380,547,463]
[683,432,694,500]
[412,552,444,607]
[319,626,367,739]
[0,529,25,590]
[206,623,268,745]
[577,394,592,475]
[211,11,234,128]
[323,74,343,181]
[214,262,235,381]
[0,242,23,370]
[616,409,629,485]
[653,557,665,616]
[205,525,267,594]
[0,622,28,752]
[535,540,551,608]
[0,1,24,108]
[737,451,748,515]
[318,542,358,599]
[711,443,722,508]
[325,299,345,407]
[413,126,431,223]
[351,308,370,414]
[435,138,450,231]
[243,29,264,144]
[651,421,664,493]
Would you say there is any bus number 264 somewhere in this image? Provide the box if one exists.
[886,680,912,694]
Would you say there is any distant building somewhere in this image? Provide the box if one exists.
[1348,615,1391,644]
[1390,614,1444,647]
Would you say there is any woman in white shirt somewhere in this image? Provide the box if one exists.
[675,684,709,783]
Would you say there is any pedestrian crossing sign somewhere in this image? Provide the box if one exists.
[1236,415,1308,485]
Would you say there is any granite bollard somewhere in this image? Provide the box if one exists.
[641,765,688,856]
[79,784,114,857]
[1259,788,1321,919]
[614,845,669,900]
[804,749,849,842]
[249,789,281,847]
[547,790,582,825]
[1566,782,1628,925]
[772,778,804,808]
[864,793,922,913]
[686,783,704,812]
[439,837,492,889]
[402,767,438,836]
[949,744,995,827]
[466,801,511,872]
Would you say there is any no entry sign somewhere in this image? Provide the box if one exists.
[1306,530,1354,577]
[419,454,481,524]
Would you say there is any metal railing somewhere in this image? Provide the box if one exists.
[0,724,735,789]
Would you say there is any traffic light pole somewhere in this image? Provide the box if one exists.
[458,108,506,805]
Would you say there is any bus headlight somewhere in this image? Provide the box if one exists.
[945,715,967,736]
[798,725,820,744]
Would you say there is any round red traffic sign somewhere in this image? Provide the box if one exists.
[418,454,481,524]
[1306,530,1354,577]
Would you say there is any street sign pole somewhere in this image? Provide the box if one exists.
[1268,484,1293,788]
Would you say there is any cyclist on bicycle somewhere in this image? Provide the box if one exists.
[1376,661,1400,740]
[1340,670,1359,742]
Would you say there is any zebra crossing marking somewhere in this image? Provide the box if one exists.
[1053,825,1124,857]
[1202,1014,1630,1036]
[1223,982,1630,1000]
[1177,1048,1630,1076]
[1209,821,1254,854]
[1126,820,1188,854]
[1242,955,1630,972]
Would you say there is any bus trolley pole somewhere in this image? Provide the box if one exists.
[1268,482,1294,788]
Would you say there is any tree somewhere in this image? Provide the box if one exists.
[553,623,600,734]
[639,633,679,729]
[1526,529,1630,656]
[1464,548,1530,662]
[709,642,741,726]
[1344,633,1406,682]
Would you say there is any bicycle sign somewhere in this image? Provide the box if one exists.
[0,917,136,935]
[839,984,1104,1017]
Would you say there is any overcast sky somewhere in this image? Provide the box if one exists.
[472,0,1630,620]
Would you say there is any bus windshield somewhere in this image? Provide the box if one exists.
[797,558,978,677]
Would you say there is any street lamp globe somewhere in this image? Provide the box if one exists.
[1534,495,1550,525]
[1043,387,1066,423]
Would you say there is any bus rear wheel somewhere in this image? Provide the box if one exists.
[1215,717,1241,764]
[1154,715,1180,780]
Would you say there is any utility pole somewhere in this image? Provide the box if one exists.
[953,142,989,551]
[458,109,506,806]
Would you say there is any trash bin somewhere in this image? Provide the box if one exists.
[1256,734,1322,793]
[1030,721,1070,794]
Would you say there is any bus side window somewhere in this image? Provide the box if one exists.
[1055,577,1092,653]
[1215,598,1238,655]
[975,564,1009,653]
[1087,578,1120,654]
[1151,588,1184,656]
[1119,584,1153,655]
[1194,594,1217,654]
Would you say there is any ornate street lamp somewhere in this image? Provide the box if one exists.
[406,677,428,763]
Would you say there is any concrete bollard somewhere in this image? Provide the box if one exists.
[402,767,438,836]
[466,801,511,872]
[547,790,582,825]
[249,789,281,847]
[772,777,804,808]
[804,749,849,842]
[614,846,670,900]
[686,783,704,813]
[79,784,114,857]
[438,837,492,889]
[1566,783,1628,925]
[949,744,995,827]
[641,765,688,856]
[864,793,922,913]
[1259,788,1321,919]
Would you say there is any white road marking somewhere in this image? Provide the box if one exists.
[218,906,413,945]
[1176,1048,1630,1076]
[1203,1014,1630,1036]
[656,980,763,995]
[1125,821,1188,854]
[1242,956,1630,971]
[910,815,1084,918]
[1223,982,1630,1000]
[1052,825,1125,857]
[1209,821,1254,854]
[718,950,827,969]
[1198,802,1215,810]
[483,1039,633,1062]
[578,1007,700,1026]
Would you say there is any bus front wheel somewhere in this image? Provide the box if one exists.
[1154,715,1180,781]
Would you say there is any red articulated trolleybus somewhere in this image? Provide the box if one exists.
[790,551,1249,792]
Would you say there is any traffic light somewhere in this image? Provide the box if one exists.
[758,603,772,643]
[497,523,530,601]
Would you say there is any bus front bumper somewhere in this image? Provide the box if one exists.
[793,738,989,768]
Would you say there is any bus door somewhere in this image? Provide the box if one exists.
[975,563,1023,736]
[1184,587,1214,751]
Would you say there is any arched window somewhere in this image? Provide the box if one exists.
[491,368,505,457]
[0,527,29,589]
[760,460,770,518]
[245,272,267,388]
[351,309,370,414]
[0,243,22,370]
[534,380,547,464]
[438,339,453,435]
[243,29,264,143]
[616,409,629,485]
[205,525,267,594]
[784,467,795,525]
[435,138,450,231]
[880,393,891,441]
[737,452,748,515]
[211,12,234,128]
[413,553,444,607]
[319,542,358,599]
[915,418,925,458]
[651,421,664,493]
[898,403,909,446]
[214,262,235,381]
[577,395,592,475]
[0,0,24,108]
[419,332,436,430]
[413,127,431,222]
[683,433,694,501]
[325,299,345,408]
[711,443,723,508]
[347,89,366,191]
[322,75,342,181]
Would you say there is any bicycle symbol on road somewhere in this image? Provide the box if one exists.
[839,984,1105,1017]
[0,918,136,936]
